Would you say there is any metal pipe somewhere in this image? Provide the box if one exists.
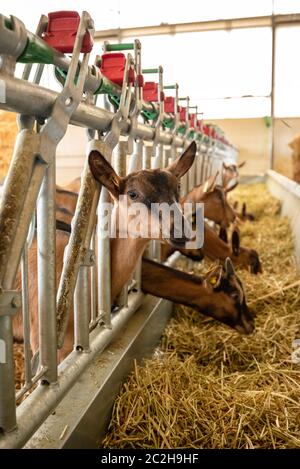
[90,228,98,324]
[0,130,45,287]
[0,315,16,432]
[57,152,101,348]
[0,131,45,433]
[114,140,128,309]
[96,121,115,328]
[151,144,163,261]
[270,11,276,170]
[74,266,91,352]
[94,13,300,41]
[142,144,152,170]
[196,146,202,186]
[21,244,32,388]
[0,76,189,146]
[162,147,171,168]
[142,144,153,260]
[37,158,57,383]
[129,139,143,293]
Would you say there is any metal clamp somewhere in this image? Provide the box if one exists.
[0,15,27,59]
[0,290,22,317]
[127,39,143,153]
[82,249,96,267]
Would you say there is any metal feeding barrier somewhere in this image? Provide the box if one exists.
[0,10,237,448]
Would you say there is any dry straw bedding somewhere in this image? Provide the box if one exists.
[102,183,300,449]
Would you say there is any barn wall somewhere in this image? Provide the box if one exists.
[210,117,271,175]
[55,116,300,184]
[211,117,300,179]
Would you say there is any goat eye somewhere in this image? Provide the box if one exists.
[231,292,240,302]
[127,190,138,200]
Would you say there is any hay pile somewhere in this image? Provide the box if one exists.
[102,183,300,449]
[0,111,18,181]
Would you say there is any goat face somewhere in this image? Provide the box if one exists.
[201,185,236,228]
[233,247,262,274]
[203,258,255,334]
[89,142,197,249]
[230,229,262,274]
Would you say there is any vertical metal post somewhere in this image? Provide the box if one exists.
[188,150,196,191]
[152,143,163,169]
[151,143,163,262]
[21,244,32,386]
[142,144,152,170]
[0,312,16,432]
[114,140,128,308]
[270,10,276,170]
[200,146,206,184]
[128,139,143,173]
[37,159,57,384]
[74,265,91,352]
[90,227,98,324]
[163,147,171,168]
[196,144,202,186]
[142,144,153,260]
[129,139,143,292]
[98,150,112,328]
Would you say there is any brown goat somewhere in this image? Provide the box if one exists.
[222,161,245,192]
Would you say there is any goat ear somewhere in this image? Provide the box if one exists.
[242,202,246,217]
[219,227,228,244]
[224,180,238,193]
[203,265,223,290]
[203,171,219,193]
[167,141,196,178]
[89,150,121,199]
[232,229,240,256]
[237,161,246,168]
[225,257,236,276]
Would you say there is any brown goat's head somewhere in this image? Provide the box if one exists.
[201,184,236,228]
[202,258,255,334]
[222,161,245,192]
[184,173,236,228]
[230,229,262,274]
[89,141,197,249]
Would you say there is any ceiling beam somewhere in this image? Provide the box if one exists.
[94,13,300,41]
